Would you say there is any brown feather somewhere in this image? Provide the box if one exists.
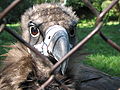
[0,43,53,90]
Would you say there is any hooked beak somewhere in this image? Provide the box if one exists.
[48,25,70,75]
[34,25,70,74]
[51,29,70,75]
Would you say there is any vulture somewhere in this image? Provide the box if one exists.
[21,3,78,75]
[0,3,120,90]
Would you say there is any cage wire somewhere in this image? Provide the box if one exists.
[0,0,120,90]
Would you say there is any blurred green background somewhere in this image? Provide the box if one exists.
[0,0,120,23]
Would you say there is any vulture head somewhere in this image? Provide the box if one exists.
[21,3,78,75]
[0,3,78,90]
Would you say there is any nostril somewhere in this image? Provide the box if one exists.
[69,29,75,37]
[48,36,51,39]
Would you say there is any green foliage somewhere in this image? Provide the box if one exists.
[0,0,34,23]
[77,20,120,76]
[91,0,103,11]
[66,0,84,10]
[66,0,119,21]
[101,0,111,9]
[101,0,119,21]
[0,0,63,23]
[0,0,119,23]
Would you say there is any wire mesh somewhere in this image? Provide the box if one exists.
[0,0,119,89]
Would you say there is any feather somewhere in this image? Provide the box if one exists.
[0,43,53,90]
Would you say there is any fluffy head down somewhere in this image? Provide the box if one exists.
[21,3,78,42]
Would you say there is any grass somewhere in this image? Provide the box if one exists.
[0,25,20,61]
[77,20,120,77]
[0,21,120,77]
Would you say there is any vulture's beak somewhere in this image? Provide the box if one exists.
[34,25,70,74]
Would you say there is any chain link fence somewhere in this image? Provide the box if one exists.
[0,0,120,90]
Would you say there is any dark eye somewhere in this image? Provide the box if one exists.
[29,26,40,37]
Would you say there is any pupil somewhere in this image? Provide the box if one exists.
[31,27,38,35]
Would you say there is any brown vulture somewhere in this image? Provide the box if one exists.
[0,3,120,90]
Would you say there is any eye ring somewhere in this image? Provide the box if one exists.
[29,26,40,37]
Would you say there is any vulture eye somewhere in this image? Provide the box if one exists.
[29,26,40,37]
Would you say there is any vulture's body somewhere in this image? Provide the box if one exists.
[0,3,120,90]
